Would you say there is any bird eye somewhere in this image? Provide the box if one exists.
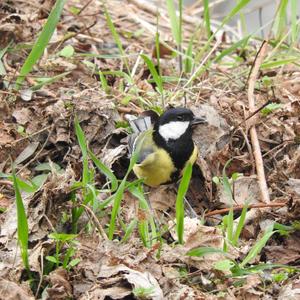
[177,115,183,121]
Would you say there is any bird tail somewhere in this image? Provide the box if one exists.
[128,116,152,134]
[126,116,152,155]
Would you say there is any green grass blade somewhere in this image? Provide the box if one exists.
[121,219,137,243]
[140,54,163,93]
[155,31,163,106]
[0,173,37,194]
[99,70,109,93]
[261,57,299,69]
[74,114,88,160]
[184,35,194,73]
[239,227,276,268]
[88,149,118,192]
[222,159,233,202]
[108,179,127,240]
[291,0,299,44]
[73,117,91,232]
[187,246,229,257]
[140,54,164,97]
[176,163,193,244]
[243,263,300,274]
[104,5,130,73]
[31,71,70,91]
[237,0,247,35]
[203,0,211,38]
[178,0,183,44]
[108,131,150,240]
[214,35,251,63]
[138,213,150,247]
[101,70,133,85]
[221,0,251,27]
[16,0,66,88]
[12,170,29,271]
[232,204,248,246]
[227,207,234,243]
[273,0,289,41]
[195,0,250,64]
[166,0,180,45]
[129,184,157,247]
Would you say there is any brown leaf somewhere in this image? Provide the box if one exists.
[12,107,32,125]
[0,279,34,300]
[45,268,72,300]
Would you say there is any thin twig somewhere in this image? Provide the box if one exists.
[35,247,44,298]
[247,40,270,204]
[9,125,52,145]
[81,204,108,240]
[78,0,94,15]
[205,202,287,217]
[230,99,272,132]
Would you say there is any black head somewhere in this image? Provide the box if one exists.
[155,107,206,129]
[153,107,206,145]
[157,107,195,126]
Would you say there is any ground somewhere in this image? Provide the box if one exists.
[0,0,300,299]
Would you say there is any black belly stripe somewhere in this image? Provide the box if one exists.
[153,128,194,171]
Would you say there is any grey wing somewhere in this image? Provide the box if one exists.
[128,131,155,164]
[128,115,153,159]
[128,133,139,155]
[135,147,155,164]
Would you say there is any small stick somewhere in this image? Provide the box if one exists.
[77,0,94,15]
[81,204,108,240]
[117,106,143,114]
[247,40,270,204]
[9,125,52,145]
[231,99,272,132]
[205,202,287,217]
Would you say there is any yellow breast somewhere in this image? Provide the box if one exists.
[133,144,198,187]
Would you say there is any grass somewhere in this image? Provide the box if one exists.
[186,224,294,277]
[31,71,70,91]
[166,0,184,76]
[166,0,181,47]
[203,0,211,39]
[103,4,130,74]
[72,116,91,232]
[16,0,66,89]
[140,54,164,106]
[176,162,193,244]
[129,184,158,247]
[212,161,250,249]
[46,233,80,271]
[194,0,251,64]
[273,0,289,41]
[12,169,30,272]
[291,0,299,44]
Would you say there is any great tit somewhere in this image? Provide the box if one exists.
[128,107,206,187]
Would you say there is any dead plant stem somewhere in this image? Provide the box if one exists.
[247,40,270,204]
[205,202,286,217]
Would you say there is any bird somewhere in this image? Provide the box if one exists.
[128,107,206,187]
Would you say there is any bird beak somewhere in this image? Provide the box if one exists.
[191,116,207,126]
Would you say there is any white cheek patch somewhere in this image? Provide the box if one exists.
[158,121,190,142]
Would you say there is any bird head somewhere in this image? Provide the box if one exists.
[155,107,206,142]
